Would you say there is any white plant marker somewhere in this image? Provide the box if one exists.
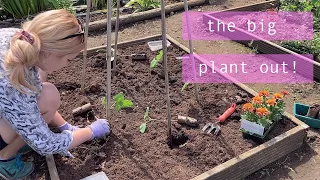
[240,119,265,136]
[81,0,92,93]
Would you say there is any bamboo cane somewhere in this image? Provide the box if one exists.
[113,0,121,71]
[160,0,172,146]
[106,0,112,119]
[81,0,92,93]
[183,0,199,102]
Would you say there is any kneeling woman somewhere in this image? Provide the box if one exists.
[0,9,110,179]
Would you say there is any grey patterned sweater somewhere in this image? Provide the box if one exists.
[0,28,73,157]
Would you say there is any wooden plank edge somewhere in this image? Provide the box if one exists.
[191,125,306,180]
[78,34,162,56]
[46,155,60,180]
[212,0,278,13]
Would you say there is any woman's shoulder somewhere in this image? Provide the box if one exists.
[0,28,20,51]
[0,28,20,64]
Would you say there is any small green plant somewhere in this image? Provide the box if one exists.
[181,82,190,92]
[101,92,133,111]
[150,50,163,69]
[139,107,150,133]
[125,0,160,12]
[140,107,163,133]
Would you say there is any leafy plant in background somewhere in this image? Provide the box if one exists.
[124,0,160,13]
[150,50,163,69]
[48,0,75,14]
[101,92,133,111]
[0,0,47,18]
[91,0,116,10]
[279,0,320,61]
[0,0,74,18]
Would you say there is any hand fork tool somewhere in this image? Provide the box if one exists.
[202,103,236,135]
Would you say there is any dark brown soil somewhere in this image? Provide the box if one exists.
[30,40,296,179]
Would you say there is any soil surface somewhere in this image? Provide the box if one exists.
[27,41,296,180]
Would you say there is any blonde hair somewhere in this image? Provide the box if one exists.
[4,9,84,94]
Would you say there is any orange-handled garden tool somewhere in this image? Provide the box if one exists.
[202,103,236,135]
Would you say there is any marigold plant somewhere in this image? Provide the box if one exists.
[241,90,288,128]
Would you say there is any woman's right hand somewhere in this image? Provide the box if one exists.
[88,119,111,140]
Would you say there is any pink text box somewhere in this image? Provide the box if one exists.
[182,54,314,83]
[182,11,313,40]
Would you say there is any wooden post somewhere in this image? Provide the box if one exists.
[183,0,200,102]
[46,155,60,180]
[106,0,112,119]
[81,0,92,93]
[113,0,121,70]
[160,0,172,146]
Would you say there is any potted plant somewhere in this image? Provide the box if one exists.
[239,90,289,138]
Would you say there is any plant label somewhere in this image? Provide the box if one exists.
[240,119,264,136]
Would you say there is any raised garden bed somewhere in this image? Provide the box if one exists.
[202,0,320,81]
[26,35,308,180]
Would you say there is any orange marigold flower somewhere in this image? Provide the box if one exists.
[266,98,277,106]
[243,103,254,112]
[252,96,263,104]
[259,89,270,97]
[273,93,284,100]
[281,90,289,96]
[256,107,269,116]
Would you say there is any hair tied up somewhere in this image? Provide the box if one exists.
[15,30,34,45]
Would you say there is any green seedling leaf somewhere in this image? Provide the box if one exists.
[150,50,163,69]
[144,107,150,120]
[122,100,134,108]
[116,103,122,111]
[139,122,147,133]
[156,50,163,60]
[150,59,159,69]
[101,97,106,105]
[113,92,124,101]
[181,82,189,91]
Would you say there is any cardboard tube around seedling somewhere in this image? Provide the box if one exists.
[177,115,198,127]
[72,103,92,116]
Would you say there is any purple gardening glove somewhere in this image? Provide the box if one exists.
[58,122,80,132]
[88,119,111,140]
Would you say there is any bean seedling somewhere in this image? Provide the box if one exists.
[140,107,159,133]
[101,92,133,111]
[150,50,163,69]
[181,82,190,92]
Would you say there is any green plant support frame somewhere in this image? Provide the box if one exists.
[294,103,320,128]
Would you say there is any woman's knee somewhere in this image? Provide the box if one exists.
[38,82,61,115]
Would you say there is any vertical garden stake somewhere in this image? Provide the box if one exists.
[160,0,172,146]
[106,0,112,119]
[113,0,121,71]
[183,0,199,102]
[81,0,92,93]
